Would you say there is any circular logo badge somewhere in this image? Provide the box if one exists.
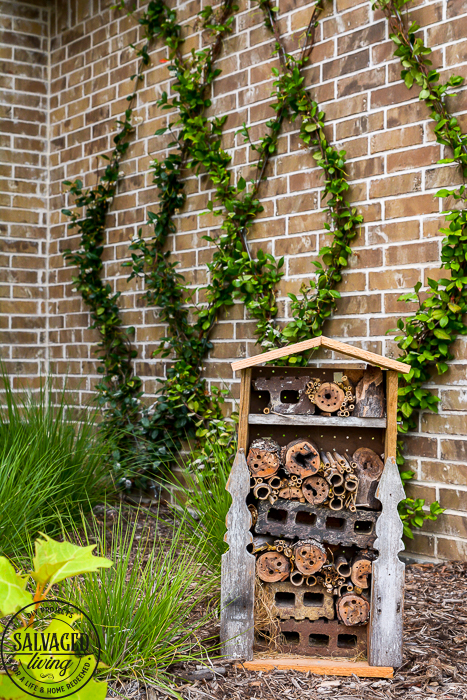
[1,598,101,698]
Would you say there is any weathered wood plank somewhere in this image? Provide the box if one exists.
[248,414,387,428]
[353,367,385,418]
[369,456,405,668]
[238,368,252,452]
[240,657,393,678]
[220,449,255,660]
[231,336,410,373]
[384,371,398,460]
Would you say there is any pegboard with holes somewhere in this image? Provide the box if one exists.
[221,337,408,674]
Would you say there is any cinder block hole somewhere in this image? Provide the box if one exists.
[303,592,324,607]
[275,592,295,607]
[282,631,300,645]
[337,634,358,649]
[354,520,373,533]
[309,633,329,647]
[267,508,287,522]
[280,390,300,403]
[295,511,316,525]
[326,516,345,530]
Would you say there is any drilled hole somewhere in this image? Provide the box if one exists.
[309,633,329,647]
[295,511,316,526]
[337,634,358,649]
[303,592,324,607]
[267,508,287,522]
[282,631,300,645]
[275,592,295,607]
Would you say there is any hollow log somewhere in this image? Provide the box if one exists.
[284,438,320,478]
[335,555,351,578]
[256,551,291,582]
[353,447,384,509]
[293,539,327,575]
[351,554,372,589]
[290,571,304,586]
[253,482,271,500]
[337,593,370,626]
[247,438,281,479]
[353,366,385,418]
[301,475,329,505]
[314,382,345,413]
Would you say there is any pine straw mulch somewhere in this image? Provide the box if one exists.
[107,559,467,700]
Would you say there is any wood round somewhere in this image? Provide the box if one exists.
[256,551,291,583]
[301,475,329,505]
[293,541,327,575]
[337,593,370,626]
[247,447,280,479]
[314,382,345,413]
[352,447,384,480]
[284,439,320,478]
[351,557,372,589]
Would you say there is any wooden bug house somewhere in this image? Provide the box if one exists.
[220,336,410,678]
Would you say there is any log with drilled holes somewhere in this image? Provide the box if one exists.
[351,553,372,589]
[314,382,345,413]
[301,475,329,505]
[282,438,320,478]
[353,447,384,509]
[256,551,291,583]
[247,438,281,479]
[293,539,327,575]
[337,593,370,626]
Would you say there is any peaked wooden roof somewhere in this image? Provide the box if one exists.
[231,335,410,373]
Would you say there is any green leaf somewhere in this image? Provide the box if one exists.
[31,534,112,586]
[433,328,451,340]
[0,558,33,617]
[0,672,26,699]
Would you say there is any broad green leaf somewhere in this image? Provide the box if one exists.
[0,672,26,699]
[31,534,112,586]
[0,558,33,617]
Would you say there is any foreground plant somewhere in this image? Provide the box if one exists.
[0,534,112,699]
[0,373,112,556]
[169,440,232,580]
[60,507,218,692]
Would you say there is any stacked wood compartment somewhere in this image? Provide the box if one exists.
[221,337,409,677]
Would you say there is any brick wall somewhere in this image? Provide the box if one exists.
[0,0,50,383]
[2,0,467,560]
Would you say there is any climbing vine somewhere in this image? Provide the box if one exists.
[374,0,467,452]
[61,32,154,439]
[61,0,461,543]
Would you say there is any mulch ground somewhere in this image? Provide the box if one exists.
[107,558,467,700]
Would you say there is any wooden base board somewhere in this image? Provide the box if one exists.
[238,656,393,678]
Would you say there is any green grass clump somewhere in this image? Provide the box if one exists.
[60,508,217,692]
[169,440,233,580]
[0,372,111,556]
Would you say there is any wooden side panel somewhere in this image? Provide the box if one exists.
[220,449,255,660]
[369,456,405,668]
[238,368,252,452]
[384,371,398,460]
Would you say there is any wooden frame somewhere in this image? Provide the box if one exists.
[221,338,406,675]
